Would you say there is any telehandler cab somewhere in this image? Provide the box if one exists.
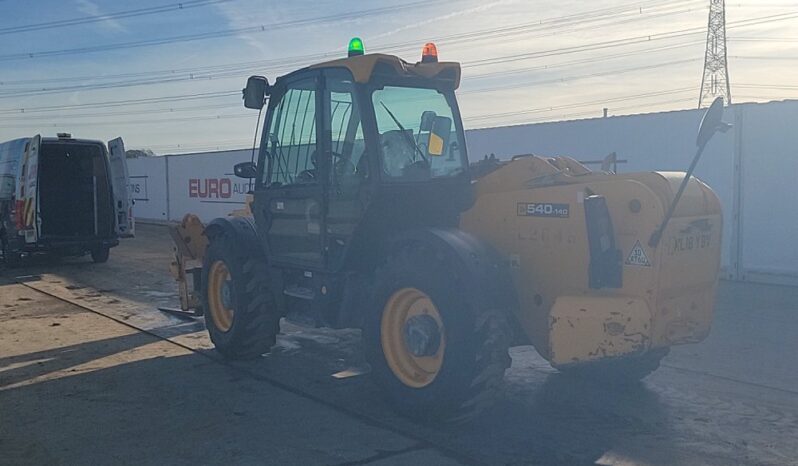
[169,39,724,420]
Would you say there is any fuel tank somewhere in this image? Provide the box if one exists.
[461,155,723,366]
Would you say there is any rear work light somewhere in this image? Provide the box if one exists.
[421,42,438,63]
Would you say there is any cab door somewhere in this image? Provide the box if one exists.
[20,134,40,244]
[108,138,134,237]
[322,69,370,270]
[253,72,326,269]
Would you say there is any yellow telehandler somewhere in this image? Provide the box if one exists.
[169,38,724,420]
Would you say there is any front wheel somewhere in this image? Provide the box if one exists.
[364,242,511,421]
[201,233,280,360]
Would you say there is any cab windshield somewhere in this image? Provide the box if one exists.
[371,86,466,181]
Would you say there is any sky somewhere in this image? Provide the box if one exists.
[0,0,796,154]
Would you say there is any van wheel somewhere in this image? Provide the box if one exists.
[4,254,23,268]
[2,241,22,268]
[364,242,511,422]
[201,233,280,360]
[91,246,110,263]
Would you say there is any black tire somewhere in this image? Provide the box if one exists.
[364,241,511,422]
[90,246,110,263]
[2,241,23,268]
[3,253,22,268]
[201,232,280,360]
[558,348,669,384]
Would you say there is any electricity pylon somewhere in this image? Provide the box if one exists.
[699,0,731,108]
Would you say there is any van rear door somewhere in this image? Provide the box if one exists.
[21,135,41,243]
[108,137,134,238]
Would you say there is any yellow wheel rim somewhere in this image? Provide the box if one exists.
[381,287,446,388]
[208,260,234,332]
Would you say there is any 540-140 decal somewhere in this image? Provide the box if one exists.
[517,203,570,218]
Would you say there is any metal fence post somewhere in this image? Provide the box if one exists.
[730,105,744,281]
[165,155,172,222]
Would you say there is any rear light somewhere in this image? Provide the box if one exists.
[13,199,24,230]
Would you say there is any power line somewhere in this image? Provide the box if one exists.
[0,28,714,99]
[0,0,447,62]
[463,11,798,70]
[463,87,695,122]
[0,59,702,125]
[0,112,252,129]
[468,96,697,129]
[0,0,702,91]
[0,102,238,122]
[736,83,798,90]
[460,58,702,96]
[729,36,798,42]
[465,40,705,81]
[0,0,234,36]
[0,90,238,114]
[731,55,798,61]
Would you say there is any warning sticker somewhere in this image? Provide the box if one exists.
[625,240,651,267]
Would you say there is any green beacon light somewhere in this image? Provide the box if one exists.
[348,37,365,57]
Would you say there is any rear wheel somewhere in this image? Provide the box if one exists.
[558,348,669,384]
[202,233,280,360]
[90,246,110,263]
[364,242,511,421]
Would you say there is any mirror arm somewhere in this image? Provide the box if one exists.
[648,137,710,248]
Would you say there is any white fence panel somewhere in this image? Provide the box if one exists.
[127,157,168,222]
[738,101,798,285]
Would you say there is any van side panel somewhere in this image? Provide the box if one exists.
[0,138,30,249]
[22,135,41,243]
[0,138,28,199]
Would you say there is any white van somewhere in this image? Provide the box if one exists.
[0,133,133,266]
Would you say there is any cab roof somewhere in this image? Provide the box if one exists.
[283,53,461,88]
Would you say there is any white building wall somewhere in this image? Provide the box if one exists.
[125,100,798,285]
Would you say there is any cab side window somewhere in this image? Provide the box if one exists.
[326,72,366,190]
[265,79,318,186]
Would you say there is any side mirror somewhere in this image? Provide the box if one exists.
[696,96,731,148]
[234,161,258,179]
[420,111,437,131]
[243,76,270,110]
[427,116,452,157]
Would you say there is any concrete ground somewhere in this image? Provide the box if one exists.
[1,223,797,466]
